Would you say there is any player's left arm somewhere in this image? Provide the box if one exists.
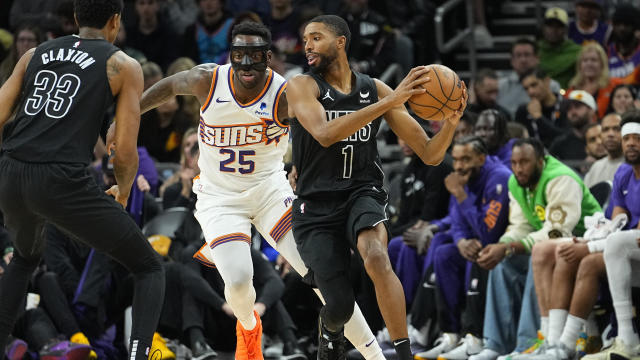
[375,78,467,165]
[0,48,34,134]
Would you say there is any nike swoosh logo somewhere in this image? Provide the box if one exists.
[216,98,230,103]
[393,339,408,346]
[366,339,375,347]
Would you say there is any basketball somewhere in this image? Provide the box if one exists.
[408,64,465,121]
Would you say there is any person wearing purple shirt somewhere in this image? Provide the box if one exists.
[416,137,511,360]
[474,109,516,169]
[567,0,610,47]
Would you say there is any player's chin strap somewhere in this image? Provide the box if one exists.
[230,43,269,73]
[621,122,640,137]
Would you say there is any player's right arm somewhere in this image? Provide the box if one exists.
[0,48,34,135]
[140,63,216,114]
[287,66,430,147]
[106,51,144,207]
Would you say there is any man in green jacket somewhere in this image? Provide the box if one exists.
[469,138,601,360]
[538,7,581,89]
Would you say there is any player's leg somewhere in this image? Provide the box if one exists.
[30,164,164,360]
[253,175,385,360]
[604,230,640,348]
[545,248,580,347]
[531,241,559,328]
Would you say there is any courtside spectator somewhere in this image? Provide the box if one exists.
[538,7,581,89]
[474,109,515,168]
[549,90,598,162]
[467,69,511,121]
[605,84,639,116]
[584,113,624,188]
[0,24,44,85]
[568,0,610,46]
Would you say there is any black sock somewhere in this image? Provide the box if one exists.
[188,327,206,349]
[393,338,412,360]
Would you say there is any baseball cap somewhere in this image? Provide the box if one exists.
[544,7,569,26]
[575,0,603,10]
[568,90,597,111]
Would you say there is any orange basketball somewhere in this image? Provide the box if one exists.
[408,64,464,121]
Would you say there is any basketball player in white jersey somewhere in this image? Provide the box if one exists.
[125,22,387,360]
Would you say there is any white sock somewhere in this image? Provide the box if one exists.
[548,309,569,345]
[585,313,599,337]
[616,301,640,348]
[559,315,585,351]
[541,317,549,338]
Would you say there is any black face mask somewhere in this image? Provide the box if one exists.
[230,44,269,73]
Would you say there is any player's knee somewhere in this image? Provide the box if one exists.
[532,242,555,267]
[363,247,392,277]
[604,232,634,261]
[225,269,253,294]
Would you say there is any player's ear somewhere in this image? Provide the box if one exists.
[336,35,346,50]
[266,50,273,65]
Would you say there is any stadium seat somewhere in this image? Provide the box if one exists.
[141,207,190,238]
[589,181,612,208]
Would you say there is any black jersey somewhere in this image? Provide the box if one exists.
[2,35,119,165]
[291,71,384,198]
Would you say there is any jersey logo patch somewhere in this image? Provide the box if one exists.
[73,41,80,48]
[322,89,334,102]
[199,117,288,148]
[359,90,371,104]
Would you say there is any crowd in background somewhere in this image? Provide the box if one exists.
[1,0,640,359]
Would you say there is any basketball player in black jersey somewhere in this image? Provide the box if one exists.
[287,15,467,360]
[0,1,164,359]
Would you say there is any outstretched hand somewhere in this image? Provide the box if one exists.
[387,66,432,107]
[444,82,467,127]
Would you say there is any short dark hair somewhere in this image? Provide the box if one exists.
[511,37,537,55]
[585,122,601,133]
[513,137,546,159]
[231,21,272,48]
[474,68,497,86]
[461,110,478,127]
[454,135,489,155]
[309,15,351,51]
[74,0,123,29]
[519,67,548,83]
[621,109,640,127]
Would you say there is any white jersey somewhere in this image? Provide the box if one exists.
[197,63,288,193]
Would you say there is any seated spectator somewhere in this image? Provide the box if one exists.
[584,122,607,166]
[8,0,60,30]
[507,122,530,140]
[415,137,511,360]
[160,0,199,36]
[264,0,304,66]
[595,113,640,359]
[567,42,623,119]
[538,7,581,89]
[454,111,478,141]
[469,138,601,360]
[497,38,561,118]
[138,63,193,163]
[182,0,234,65]
[167,57,201,122]
[549,90,598,162]
[160,127,199,199]
[515,68,568,147]
[474,109,515,168]
[341,0,396,78]
[607,4,640,82]
[605,84,639,116]
[467,69,511,121]
[126,0,180,71]
[583,113,623,188]
[568,0,610,47]
[0,24,45,85]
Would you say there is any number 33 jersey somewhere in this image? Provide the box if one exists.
[2,35,119,165]
[197,63,289,193]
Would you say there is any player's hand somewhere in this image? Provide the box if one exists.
[457,238,482,262]
[221,302,235,318]
[106,121,117,153]
[276,255,292,278]
[557,241,589,264]
[444,172,468,199]
[136,174,151,192]
[288,166,298,192]
[443,81,467,127]
[105,185,129,208]
[387,66,431,107]
[477,243,507,270]
[527,98,542,119]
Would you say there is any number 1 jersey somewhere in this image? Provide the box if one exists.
[290,71,384,199]
[197,64,289,193]
[2,35,119,165]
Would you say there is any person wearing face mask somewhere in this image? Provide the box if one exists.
[414,136,511,360]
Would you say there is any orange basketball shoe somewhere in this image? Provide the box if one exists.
[236,310,264,360]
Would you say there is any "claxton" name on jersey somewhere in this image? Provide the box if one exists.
[199,121,265,147]
[325,110,372,142]
[41,48,95,69]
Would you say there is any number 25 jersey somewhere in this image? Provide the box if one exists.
[2,35,119,165]
[290,71,384,199]
[197,64,288,193]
